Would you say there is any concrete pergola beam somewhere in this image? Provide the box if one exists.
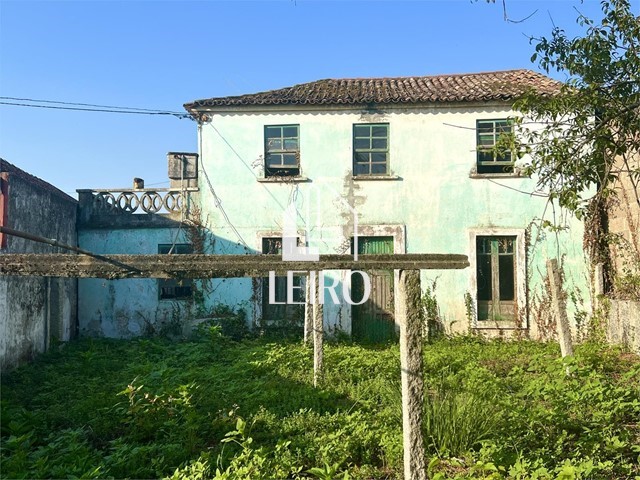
[0,253,469,279]
[0,243,468,480]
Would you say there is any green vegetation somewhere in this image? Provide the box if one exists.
[1,334,639,479]
[513,0,640,293]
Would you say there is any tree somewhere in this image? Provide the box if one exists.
[512,0,640,289]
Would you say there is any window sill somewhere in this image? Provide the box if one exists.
[469,172,529,179]
[473,322,525,330]
[352,175,401,181]
[257,176,310,183]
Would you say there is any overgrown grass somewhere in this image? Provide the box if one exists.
[1,333,639,479]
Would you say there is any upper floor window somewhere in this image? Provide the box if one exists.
[158,244,193,300]
[265,125,300,177]
[476,119,513,174]
[353,123,389,176]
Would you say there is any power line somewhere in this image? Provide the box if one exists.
[198,126,250,249]
[487,178,549,197]
[0,100,191,119]
[207,123,308,228]
[145,180,171,186]
[0,96,184,113]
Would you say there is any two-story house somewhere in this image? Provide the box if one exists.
[179,69,588,339]
[76,69,589,339]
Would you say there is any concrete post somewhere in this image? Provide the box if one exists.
[594,263,605,296]
[547,259,574,360]
[594,262,605,310]
[45,277,51,352]
[313,277,324,387]
[397,269,426,480]
[304,274,313,344]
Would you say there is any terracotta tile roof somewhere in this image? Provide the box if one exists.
[185,69,561,112]
[0,158,77,204]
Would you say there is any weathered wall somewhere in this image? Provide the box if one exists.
[0,164,77,371]
[607,299,640,353]
[609,152,640,297]
[197,102,589,336]
[77,227,240,337]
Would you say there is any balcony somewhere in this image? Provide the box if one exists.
[77,187,198,229]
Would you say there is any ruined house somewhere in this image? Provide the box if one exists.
[76,69,590,339]
[0,159,78,370]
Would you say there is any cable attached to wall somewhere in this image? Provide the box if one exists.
[198,123,251,250]
[207,122,308,229]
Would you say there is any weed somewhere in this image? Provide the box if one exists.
[1,337,639,479]
[421,278,444,340]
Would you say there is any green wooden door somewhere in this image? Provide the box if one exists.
[351,236,397,343]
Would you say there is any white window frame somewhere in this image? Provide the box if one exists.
[468,228,527,329]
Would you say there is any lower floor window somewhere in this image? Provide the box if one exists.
[476,236,517,321]
[261,237,303,320]
[158,244,193,300]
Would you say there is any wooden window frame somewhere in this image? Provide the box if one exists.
[264,125,300,178]
[468,229,527,329]
[476,236,517,322]
[353,123,389,176]
[260,236,304,321]
[476,119,514,174]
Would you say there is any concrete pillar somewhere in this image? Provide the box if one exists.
[313,277,324,387]
[547,259,574,360]
[594,262,604,310]
[397,269,426,480]
[594,263,605,296]
[304,275,313,344]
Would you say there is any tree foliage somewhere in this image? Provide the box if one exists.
[514,0,640,218]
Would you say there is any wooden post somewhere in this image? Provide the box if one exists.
[397,269,426,480]
[547,259,574,360]
[304,275,313,344]
[313,276,324,387]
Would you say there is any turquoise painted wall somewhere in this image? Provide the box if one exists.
[78,228,193,337]
[77,101,590,338]
[196,102,589,335]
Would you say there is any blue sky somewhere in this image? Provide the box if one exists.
[0,0,626,197]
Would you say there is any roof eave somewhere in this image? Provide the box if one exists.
[182,95,548,115]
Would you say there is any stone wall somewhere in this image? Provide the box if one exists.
[608,153,640,296]
[607,299,640,354]
[0,160,78,371]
